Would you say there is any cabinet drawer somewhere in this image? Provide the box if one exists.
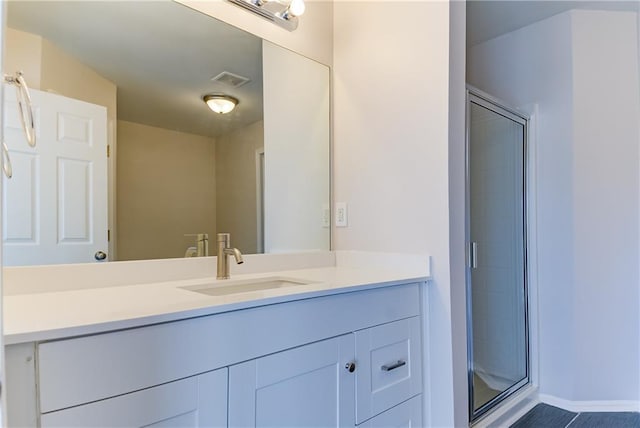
[355,317,422,423]
[358,395,422,428]
[40,368,227,427]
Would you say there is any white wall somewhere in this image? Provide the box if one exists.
[468,9,640,406]
[262,41,330,253]
[448,0,468,425]
[216,121,264,254]
[333,1,466,426]
[468,11,576,401]
[570,10,640,403]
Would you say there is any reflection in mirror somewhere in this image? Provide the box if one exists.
[3,1,330,266]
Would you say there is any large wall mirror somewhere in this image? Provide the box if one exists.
[3,0,330,266]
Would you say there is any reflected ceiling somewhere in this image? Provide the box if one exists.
[7,1,263,138]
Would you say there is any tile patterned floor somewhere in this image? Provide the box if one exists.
[511,404,640,428]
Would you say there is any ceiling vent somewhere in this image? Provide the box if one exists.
[211,71,251,88]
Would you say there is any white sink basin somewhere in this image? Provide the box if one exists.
[181,276,315,297]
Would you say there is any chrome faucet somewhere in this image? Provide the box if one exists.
[217,233,244,279]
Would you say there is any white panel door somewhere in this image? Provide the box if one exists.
[229,335,356,427]
[40,369,227,427]
[3,88,108,265]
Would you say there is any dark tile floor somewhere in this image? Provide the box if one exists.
[511,404,640,428]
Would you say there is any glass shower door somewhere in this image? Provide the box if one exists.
[466,90,529,420]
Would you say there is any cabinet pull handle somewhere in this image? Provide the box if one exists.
[381,360,406,372]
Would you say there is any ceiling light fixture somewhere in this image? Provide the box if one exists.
[203,94,239,114]
[226,0,305,31]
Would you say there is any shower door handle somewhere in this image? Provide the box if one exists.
[468,241,478,269]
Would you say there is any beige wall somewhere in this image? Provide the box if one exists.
[40,39,117,123]
[4,28,42,89]
[117,120,217,261]
[216,121,264,254]
[5,28,116,122]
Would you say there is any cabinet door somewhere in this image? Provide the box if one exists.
[229,334,355,427]
[358,395,422,428]
[40,369,227,427]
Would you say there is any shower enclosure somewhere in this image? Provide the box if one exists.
[466,87,529,421]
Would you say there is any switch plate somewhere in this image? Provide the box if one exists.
[335,202,348,227]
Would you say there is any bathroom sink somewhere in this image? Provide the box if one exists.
[181,276,315,297]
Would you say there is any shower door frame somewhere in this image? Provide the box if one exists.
[465,86,531,423]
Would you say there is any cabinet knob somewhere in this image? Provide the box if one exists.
[345,362,356,373]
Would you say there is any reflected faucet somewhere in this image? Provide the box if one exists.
[217,233,244,279]
[184,233,209,257]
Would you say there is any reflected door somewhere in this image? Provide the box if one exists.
[466,91,528,419]
[3,89,108,265]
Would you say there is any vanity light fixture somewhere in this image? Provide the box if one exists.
[203,94,239,114]
[280,0,305,20]
[226,0,305,31]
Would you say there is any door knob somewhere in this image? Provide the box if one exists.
[345,362,356,373]
[94,251,107,261]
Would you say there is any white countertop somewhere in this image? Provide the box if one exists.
[4,251,431,345]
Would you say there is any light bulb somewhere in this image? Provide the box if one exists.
[288,0,305,16]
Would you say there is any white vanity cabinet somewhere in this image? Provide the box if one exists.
[6,282,425,428]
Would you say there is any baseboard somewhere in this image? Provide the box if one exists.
[473,385,539,428]
[539,394,640,413]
